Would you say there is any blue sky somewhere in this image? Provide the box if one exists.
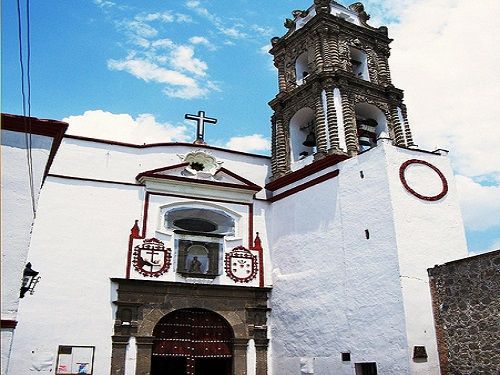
[3,0,499,254]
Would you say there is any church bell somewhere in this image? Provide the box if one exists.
[302,130,316,147]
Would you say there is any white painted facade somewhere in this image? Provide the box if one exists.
[5,131,468,374]
[1,123,66,375]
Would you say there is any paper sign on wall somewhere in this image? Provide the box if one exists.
[56,346,94,375]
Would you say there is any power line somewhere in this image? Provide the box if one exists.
[16,0,36,217]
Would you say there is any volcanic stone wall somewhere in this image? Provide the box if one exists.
[428,250,500,375]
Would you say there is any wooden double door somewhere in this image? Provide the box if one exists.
[150,309,233,375]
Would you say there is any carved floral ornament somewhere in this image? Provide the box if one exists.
[178,150,223,178]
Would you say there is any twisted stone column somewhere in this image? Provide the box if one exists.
[274,112,288,176]
[328,28,340,68]
[390,105,405,146]
[340,89,359,155]
[315,89,328,154]
[366,48,379,84]
[270,115,278,175]
[274,54,287,92]
[400,104,415,146]
[313,32,324,71]
[324,84,339,151]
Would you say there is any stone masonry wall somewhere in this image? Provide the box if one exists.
[428,250,500,375]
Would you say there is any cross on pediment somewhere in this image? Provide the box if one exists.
[185,110,217,145]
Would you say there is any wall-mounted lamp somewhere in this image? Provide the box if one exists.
[20,262,40,298]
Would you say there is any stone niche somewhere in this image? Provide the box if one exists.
[110,278,270,375]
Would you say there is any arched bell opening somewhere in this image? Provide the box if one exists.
[295,51,310,85]
[354,103,387,152]
[151,308,234,375]
[289,107,316,163]
[349,47,369,81]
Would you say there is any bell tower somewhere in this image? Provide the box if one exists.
[269,0,414,178]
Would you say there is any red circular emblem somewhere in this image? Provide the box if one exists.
[399,159,448,201]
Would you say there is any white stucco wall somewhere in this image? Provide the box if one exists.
[384,145,468,374]
[269,145,410,375]
[7,138,273,374]
[268,143,468,375]
[1,130,54,375]
[6,135,469,375]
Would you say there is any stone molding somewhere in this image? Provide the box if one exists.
[110,278,270,375]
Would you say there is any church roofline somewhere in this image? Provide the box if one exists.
[64,134,271,160]
[2,113,68,182]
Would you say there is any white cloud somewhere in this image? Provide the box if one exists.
[135,11,174,23]
[185,0,250,40]
[170,45,208,76]
[107,58,196,86]
[226,134,271,153]
[189,36,217,51]
[389,0,500,179]
[121,20,158,38]
[456,175,500,232]
[63,110,190,144]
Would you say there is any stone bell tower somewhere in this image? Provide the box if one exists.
[269,0,414,179]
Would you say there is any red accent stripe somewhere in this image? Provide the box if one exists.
[1,319,18,329]
[266,154,347,191]
[248,204,254,248]
[136,173,261,192]
[136,162,190,179]
[269,170,340,202]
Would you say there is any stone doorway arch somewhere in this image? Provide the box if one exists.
[151,308,233,375]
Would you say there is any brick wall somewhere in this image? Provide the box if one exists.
[428,250,500,375]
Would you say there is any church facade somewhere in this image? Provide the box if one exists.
[6,1,469,375]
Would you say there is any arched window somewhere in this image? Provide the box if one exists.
[355,103,388,151]
[165,207,235,236]
[295,51,309,85]
[289,107,316,164]
[349,47,369,81]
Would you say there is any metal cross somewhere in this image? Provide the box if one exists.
[185,110,217,145]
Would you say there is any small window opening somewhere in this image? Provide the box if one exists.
[360,171,364,179]
[365,229,370,239]
[357,117,378,151]
[349,47,369,81]
[341,353,351,362]
[173,218,217,233]
[295,51,309,85]
[355,362,377,375]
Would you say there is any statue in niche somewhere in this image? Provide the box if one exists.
[189,256,202,273]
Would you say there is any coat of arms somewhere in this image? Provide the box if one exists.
[133,238,171,277]
[224,246,258,283]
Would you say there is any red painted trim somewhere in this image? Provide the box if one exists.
[137,173,262,192]
[266,154,348,191]
[129,191,257,282]
[136,163,189,179]
[399,159,448,201]
[1,319,18,329]
[250,233,265,288]
[216,167,262,190]
[2,113,68,180]
[48,174,144,187]
[269,170,340,202]
[64,134,271,159]
[248,204,254,248]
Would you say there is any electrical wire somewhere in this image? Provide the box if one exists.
[16,0,36,217]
